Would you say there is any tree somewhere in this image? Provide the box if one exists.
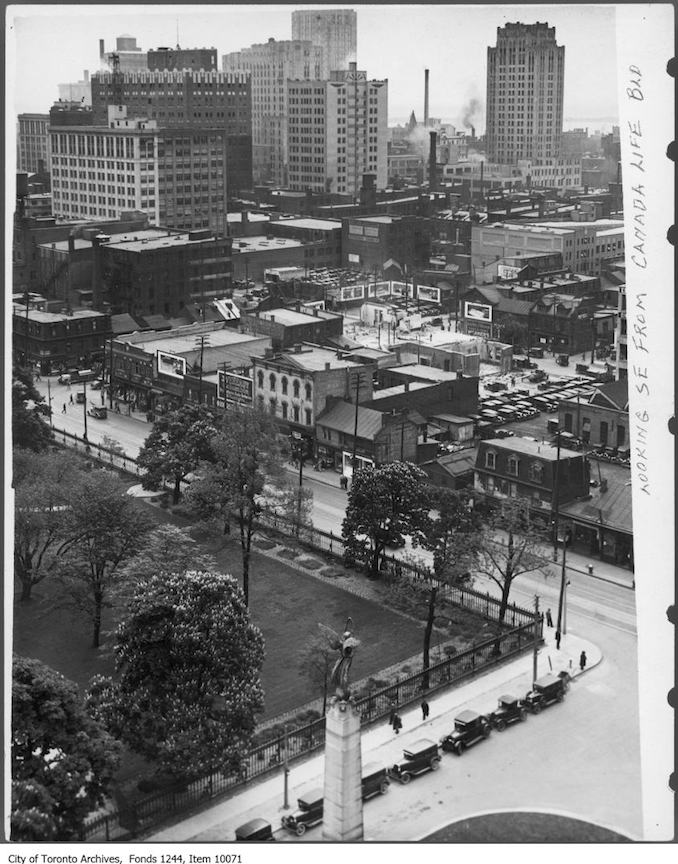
[137,404,217,504]
[12,364,53,452]
[186,407,288,606]
[474,498,552,623]
[87,570,265,780]
[120,524,217,586]
[13,448,84,602]
[496,315,529,350]
[297,633,335,714]
[11,656,120,841]
[55,470,153,647]
[342,462,430,577]
[414,488,484,686]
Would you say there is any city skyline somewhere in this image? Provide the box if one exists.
[8,4,619,131]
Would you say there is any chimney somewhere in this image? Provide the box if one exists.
[242,210,249,223]
[68,235,75,253]
[84,70,89,83]
[325,362,331,370]
[99,39,105,61]
[429,131,437,191]
[424,68,429,128]
[404,381,410,392]
[470,124,475,139]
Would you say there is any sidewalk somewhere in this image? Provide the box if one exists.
[148,628,600,843]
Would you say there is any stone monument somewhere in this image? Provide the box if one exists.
[319,618,363,842]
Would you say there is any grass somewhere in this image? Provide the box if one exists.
[423,812,631,842]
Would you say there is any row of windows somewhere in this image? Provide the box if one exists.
[256,370,312,400]
[256,395,312,425]
[484,450,544,482]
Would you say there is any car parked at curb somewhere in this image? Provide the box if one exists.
[281,788,324,836]
[361,763,390,800]
[488,694,528,730]
[388,739,441,784]
[523,673,569,714]
[440,709,491,755]
[235,818,276,841]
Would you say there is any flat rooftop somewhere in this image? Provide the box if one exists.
[255,308,331,327]
[122,327,264,355]
[389,363,461,382]
[277,345,362,372]
[13,305,106,323]
[233,235,302,252]
[278,217,342,231]
[105,231,221,252]
[480,437,586,461]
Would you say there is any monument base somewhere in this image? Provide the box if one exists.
[322,696,363,842]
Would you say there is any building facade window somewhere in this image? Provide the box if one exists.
[485,450,496,469]
[293,405,300,423]
[257,370,264,389]
[305,383,312,401]
[529,461,544,483]
[269,373,276,391]
[281,376,288,395]
[507,455,519,476]
[293,379,300,398]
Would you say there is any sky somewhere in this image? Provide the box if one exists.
[8,3,619,131]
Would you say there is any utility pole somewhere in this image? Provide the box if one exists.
[291,432,305,536]
[551,430,562,561]
[350,371,363,478]
[282,723,290,809]
[556,534,568,635]
[82,378,88,443]
[108,338,114,409]
[194,334,210,404]
[47,378,53,427]
[532,594,540,687]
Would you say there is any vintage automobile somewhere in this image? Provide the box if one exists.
[488,694,528,731]
[235,818,275,841]
[528,369,548,383]
[361,763,390,800]
[75,391,86,404]
[556,354,570,366]
[523,673,569,714]
[388,739,441,784]
[281,788,324,836]
[440,709,491,755]
[87,405,108,420]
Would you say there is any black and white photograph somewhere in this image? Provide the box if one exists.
[6,2,674,854]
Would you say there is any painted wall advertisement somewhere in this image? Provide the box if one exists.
[157,351,187,379]
[218,370,253,407]
[416,284,441,303]
[497,264,522,280]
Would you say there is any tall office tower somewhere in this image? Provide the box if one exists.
[147,47,218,71]
[49,106,228,233]
[99,34,148,72]
[287,63,387,196]
[291,8,357,72]
[485,22,565,164]
[17,114,50,173]
[57,71,92,105]
[223,38,327,185]
[91,70,252,195]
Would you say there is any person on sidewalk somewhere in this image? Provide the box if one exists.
[555,629,561,649]
[545,608,553,627]
[388,701,397,726]
[62,403,67,413]
[69,393,74,404]
[579,650,587,671]
[421,699,430,721]
[393,713,402,735]
[340,474,348,490]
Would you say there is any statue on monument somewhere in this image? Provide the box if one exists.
[318,617,360,700]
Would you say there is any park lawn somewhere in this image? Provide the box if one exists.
[423,812,631,842]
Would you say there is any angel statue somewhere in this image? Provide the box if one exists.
[318,617,361,700]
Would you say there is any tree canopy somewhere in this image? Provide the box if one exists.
[55,469,153,647]
[87,570,265,779]
[342,462,430,576]
[11,656,120,841]
[137,404,218,503]
[186,407,288,606]
[13,448,84,601]
[12,364,53,452]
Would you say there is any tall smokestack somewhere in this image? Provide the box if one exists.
[429,131,437,191]
[424,68,429,128]
[470,124,475,139]
[479,159,484,204]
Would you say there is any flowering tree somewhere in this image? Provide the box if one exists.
[87,570,265,779]
[342,462,430,577]
[11,656,120,840]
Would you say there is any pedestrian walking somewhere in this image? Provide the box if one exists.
[393,713,402,735]
[62,403,67,414]
[555,629,561,650]
[579,650,587,671]
[545,608,553,628]
[340,474,348,490]
[421,699,430,721]
[35,371,41,382]
[388,700,397,727]
[69,394,74,404]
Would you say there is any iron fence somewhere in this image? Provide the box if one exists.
[53,426,141,477]
[81,619,538,841]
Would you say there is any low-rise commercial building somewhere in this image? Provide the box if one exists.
[239,305,344,350]
[558,380,629,449]
[343,215,431,276]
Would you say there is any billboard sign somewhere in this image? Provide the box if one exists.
[497,264,522,280]
[218,370,253,406]
[464,301,493,323]
[416,285,441,304]
[340,284,365,302]
[157,351,187,379]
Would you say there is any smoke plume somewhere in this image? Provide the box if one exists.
[461,97,482,128]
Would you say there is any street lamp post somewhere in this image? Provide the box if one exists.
[82,378,89,445]
[532,594,540,687]
[282,723,290,809]
[551,430,562,561]
[46,379,53,427]
[291,433,305,536]
[555,531,570,635]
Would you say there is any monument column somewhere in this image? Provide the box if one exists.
[322,696,363,841]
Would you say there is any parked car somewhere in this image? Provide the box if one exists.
[75,391,86,404]
[530,347,545,358]
[494,428,515,439]
[235,818,275,841]
[440,709,491,755]
[87,405,107,420]
[556,354,570,366]
[281,788,324,836]
[523,673,569,714]
[90,379,104,390]
[361,763,390,800]
[488,694,528,731]
[388,739,441,784]
[528,369,548,383]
